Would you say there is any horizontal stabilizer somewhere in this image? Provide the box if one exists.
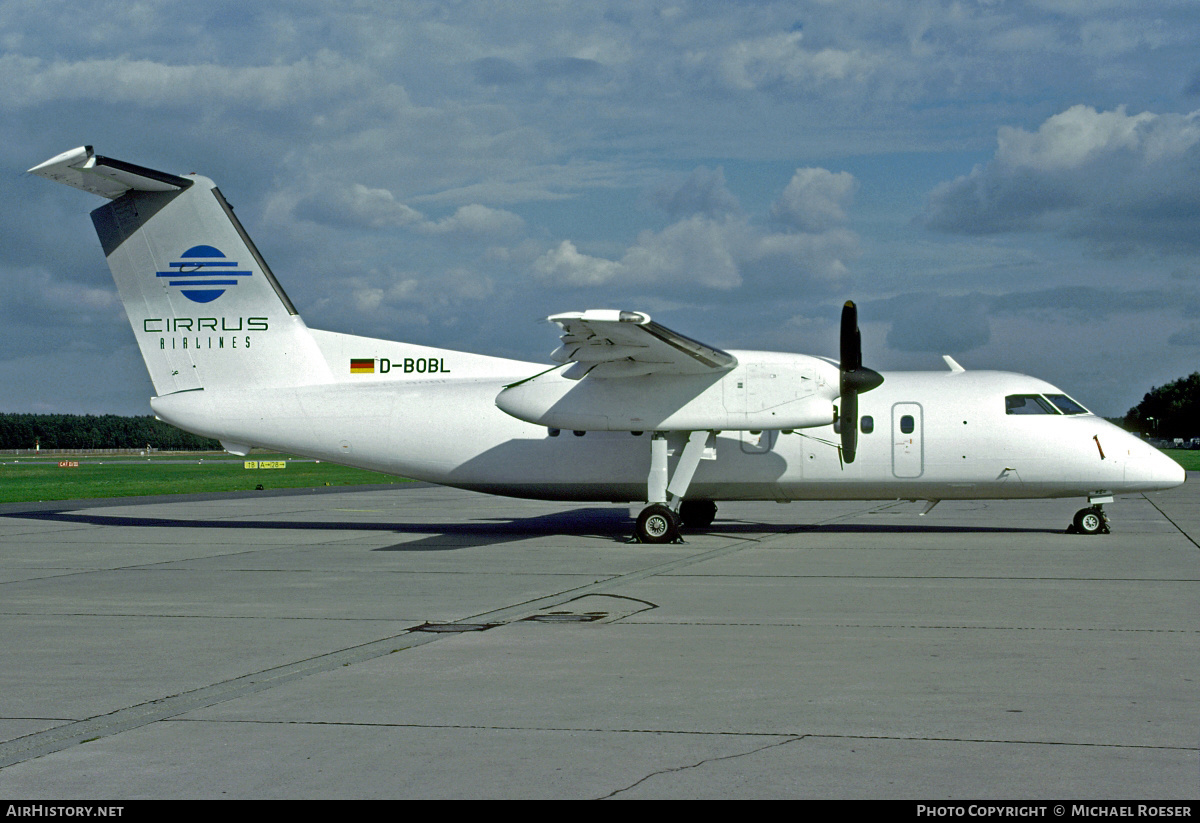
[28,146,193,199]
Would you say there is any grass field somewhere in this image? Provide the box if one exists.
[1164,449,1200,471]
[1,449,1194,505]
[0,453,412,503]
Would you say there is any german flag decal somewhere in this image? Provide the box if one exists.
[350,358,375,374]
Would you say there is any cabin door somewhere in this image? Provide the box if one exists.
[892,403,924,478]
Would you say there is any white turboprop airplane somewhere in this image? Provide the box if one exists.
[30,146,1186,542]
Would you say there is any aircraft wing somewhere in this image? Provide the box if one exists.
[548,310,737,379]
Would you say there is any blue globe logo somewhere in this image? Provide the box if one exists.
[156,245,251,304]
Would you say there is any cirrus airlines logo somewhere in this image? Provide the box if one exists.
[156,245,251,304]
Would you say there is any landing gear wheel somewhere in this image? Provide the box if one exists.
[1071,506,1109,535]
[636,503,680,544]
[678,499,717,529]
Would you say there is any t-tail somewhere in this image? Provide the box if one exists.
[29,146,332,396]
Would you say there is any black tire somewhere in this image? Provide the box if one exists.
[636,503,679,544]
[1073,507,1105,535]
[678,499,717,529]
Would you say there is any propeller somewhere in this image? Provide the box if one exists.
[838,301,884,464]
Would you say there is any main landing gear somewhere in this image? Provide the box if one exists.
[636,503,679,544]
[633,431,719,544]
[634,499,720,544]
[1068,505,1110,535]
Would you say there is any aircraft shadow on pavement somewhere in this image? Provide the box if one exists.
[6,505,1064,552]
[9,506,637,551]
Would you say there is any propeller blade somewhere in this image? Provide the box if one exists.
[837,300,883,465]
[840,390,858,464]
[840,301,862,372]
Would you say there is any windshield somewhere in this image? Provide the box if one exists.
[1005,394,1059,415]
[1045,394,1089,415]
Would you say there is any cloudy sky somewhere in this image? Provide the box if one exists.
[4,0,1200,417]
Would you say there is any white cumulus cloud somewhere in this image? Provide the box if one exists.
[922,105,1200,251]
[417,204,526,237]
[532,166,858,292]
[772,168,858,232]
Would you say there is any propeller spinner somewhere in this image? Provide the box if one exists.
[838,301,884,463]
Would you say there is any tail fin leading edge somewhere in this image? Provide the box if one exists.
[31,147,332,395]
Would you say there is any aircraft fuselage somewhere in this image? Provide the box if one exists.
[150,348,1181,504]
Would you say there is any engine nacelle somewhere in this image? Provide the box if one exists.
[496,351,840,432]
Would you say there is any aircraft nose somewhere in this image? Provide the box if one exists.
[1159,451,1187,487]
[1125,441,1186,490]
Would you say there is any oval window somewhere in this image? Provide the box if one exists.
[900,415,915,434]
[860,415,874,434]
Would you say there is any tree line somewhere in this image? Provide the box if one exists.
[1123,372,1199,439]
[0,413,221,451]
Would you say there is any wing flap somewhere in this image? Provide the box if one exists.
[548,310,737,379]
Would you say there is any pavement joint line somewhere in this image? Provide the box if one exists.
[601,735,807,799]
[1141,492,1200,550]
[577,620,1200,632]
[0,503,885,771]
[158,717,1200,752]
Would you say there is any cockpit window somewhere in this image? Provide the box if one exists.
[1005,394,1060,415]
[1045,394,1089,415]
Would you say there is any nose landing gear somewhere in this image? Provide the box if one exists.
[1068,505,1110,535]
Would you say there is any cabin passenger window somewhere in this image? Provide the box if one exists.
[900,415,914,434]
[1046,394,1089,415]
[1005,394,1059,415]
[860,415,874,434]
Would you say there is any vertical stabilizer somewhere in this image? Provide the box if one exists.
[31,147,332,396]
